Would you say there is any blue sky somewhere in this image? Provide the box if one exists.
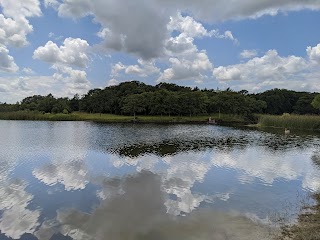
[0,0,320,103]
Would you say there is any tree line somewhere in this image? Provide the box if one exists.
[0,81,319,116]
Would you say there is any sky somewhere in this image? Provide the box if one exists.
[0,0,320,103]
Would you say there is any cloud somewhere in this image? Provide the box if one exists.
[0,84,9,92]
[0,0,41,76]
[0,75,53,102]
[0,75,90,103]
[0,45,19,72]
[168,12,213,38]
[0,0,41,19]
[111,59,160,78]
[33,38,92,96]
[224,30,238,44]
[44,0,59,8]
[212,47,320,92]
[165,33,197,56]
[0,0,41,53]
[107,78,119,87]
[0,15,33,48]
[125,59,160,77]
[161,0,320,22]
[307,43,320,63]
[22,67,35,75]
[53,65,89,84]
[53,65,92,95]
[158,50,213,82]
[78,0,170,59]
[50,2,241,84]
[110,62,126,77]
[159,17,215,83]
[0,0,41,75]
[240,49,258,59]
[55,0,320,23]
[33,38,90,68]
[51,0,320,61]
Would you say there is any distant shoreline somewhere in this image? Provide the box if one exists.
[0,112,319,130]
[0,111,249,125]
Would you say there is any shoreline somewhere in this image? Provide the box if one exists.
[0,112,249,125]
[0,112,319,130]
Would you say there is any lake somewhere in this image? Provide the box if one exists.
[0,120,319,240]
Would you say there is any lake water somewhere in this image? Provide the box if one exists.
[0,120,319,240]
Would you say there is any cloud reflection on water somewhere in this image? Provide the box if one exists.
[0,179,40,239]
[35,171,269,240]
[33,161,89,191]
[0,122,320,239]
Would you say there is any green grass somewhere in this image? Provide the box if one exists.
[0,111,247,124]
[257,114,320,130]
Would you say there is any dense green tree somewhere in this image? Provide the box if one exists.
[21,95,45,111]
[0,102,19,112]
[312,94,320,112]
[256,89,300,114]
[70,94,80,112]
[51,98,70,113]
[294,95,318,114]
[1,80,319,117]
[80,89,103,113]
[122,94,146,118]
[38,94,55,113]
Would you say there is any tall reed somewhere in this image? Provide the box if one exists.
[258,114,320,130]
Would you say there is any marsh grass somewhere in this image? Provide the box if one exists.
[0,111,247,123]
[0,111,80,121]
[258,114,320,130]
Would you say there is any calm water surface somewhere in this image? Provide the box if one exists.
[0,120,320,239]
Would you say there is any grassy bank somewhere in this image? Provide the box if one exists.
[258,114,320,130]
[0,111,247,124]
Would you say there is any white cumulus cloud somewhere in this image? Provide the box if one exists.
[168,12,212,38]
[214,50,308,82]
[0,45,18,72]
[0,0,41,19]
[0,15,33,47]
[158,50,213,83]
[307,43,320,63]
[33,38,92,95]
[0,0,41,72]
[213,44,320,92]
[111,59,160,78]
[107,78,119,87]
[33,38,90,68]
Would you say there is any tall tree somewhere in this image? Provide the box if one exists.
[122,94,146,118]
[312,94,320,112]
